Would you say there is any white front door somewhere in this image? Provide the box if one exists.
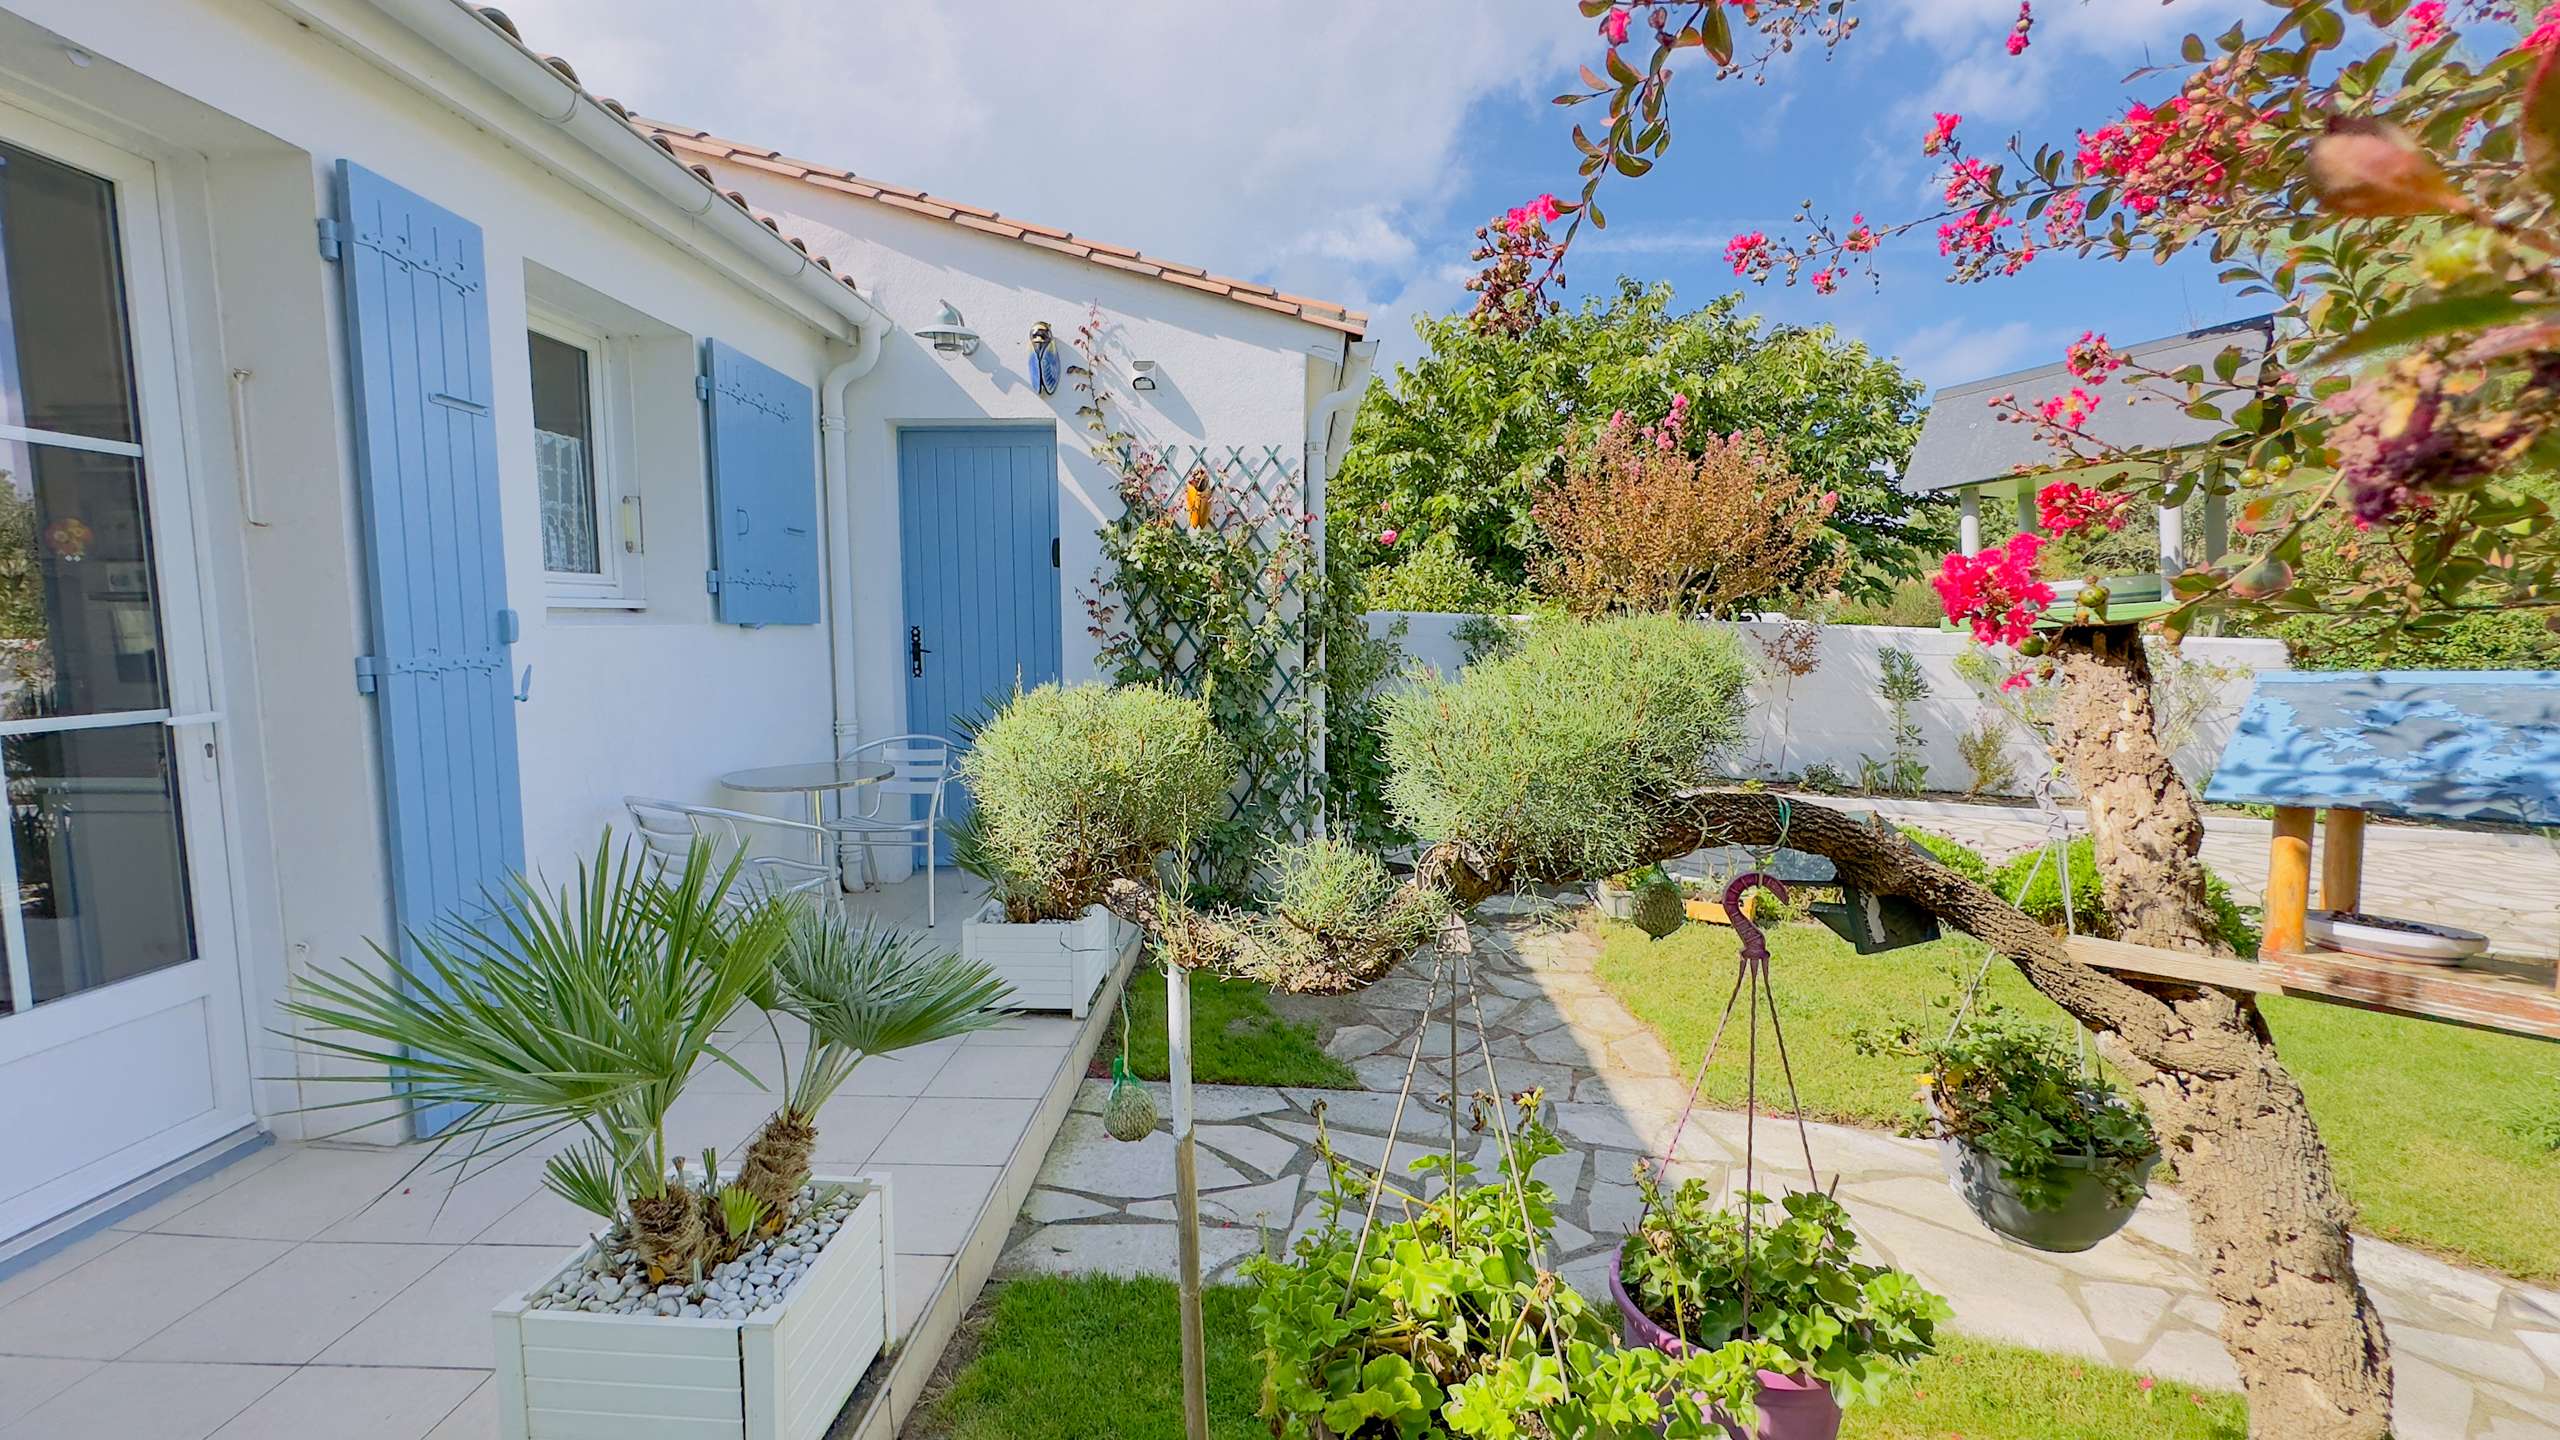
[0,105,250,1244]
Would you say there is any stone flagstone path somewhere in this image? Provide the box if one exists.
[995,900,2560,1439]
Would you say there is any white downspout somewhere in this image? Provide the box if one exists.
[1304,337,1378,838]
[821,315,889,763]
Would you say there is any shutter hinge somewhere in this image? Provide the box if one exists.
[695,375,713,402]
[1052,537,1061,568]
[353,654,380,694]
[705,568,721,595]
[316,217,343,262]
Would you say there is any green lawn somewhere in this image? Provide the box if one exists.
[1590,915,2560,1280]
[1116,962,1358,1089]
[907,1275,2245,1439]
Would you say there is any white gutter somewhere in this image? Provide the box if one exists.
[1304,337,1378,838]
[821,329,888,760]
[359,0,887,341]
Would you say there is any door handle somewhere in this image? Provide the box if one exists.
[909,626,931,677]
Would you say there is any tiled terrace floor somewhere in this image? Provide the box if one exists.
[0,869,1098,1440]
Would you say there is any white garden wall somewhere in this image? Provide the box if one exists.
[1366,612,2288,799]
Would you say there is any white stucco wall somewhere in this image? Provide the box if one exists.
[696,154,1364,872]
[2,0,855,1138]
[1367,612,2289,798]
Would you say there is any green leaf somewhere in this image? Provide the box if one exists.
[2317,292,2551,365]
[1701,3,1732,65]
[2523,45,2560,202]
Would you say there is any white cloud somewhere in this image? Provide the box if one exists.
[1891,318,2045,395]
[496,0,1592,321]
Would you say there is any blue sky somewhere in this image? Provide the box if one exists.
[505,1,2286,397]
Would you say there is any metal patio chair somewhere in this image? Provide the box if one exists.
[621,796,839,903]
[822,734,954,925]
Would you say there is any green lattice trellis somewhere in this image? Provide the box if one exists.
[1087,442,1319,893]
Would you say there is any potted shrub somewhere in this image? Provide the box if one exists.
[283,838,1008,1440]
[1862,998,2161,1253]
[1611,1178,1946,1440]
[1248,1096,1775,1439]
[953,682,1229,1016]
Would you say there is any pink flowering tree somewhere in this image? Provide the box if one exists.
[1487,4,2560,1434]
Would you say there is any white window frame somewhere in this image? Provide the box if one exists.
[528,307,643,609]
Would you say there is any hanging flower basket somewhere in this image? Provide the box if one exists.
[1608,1254,1844,1440]
[1934,1128,2159,1254]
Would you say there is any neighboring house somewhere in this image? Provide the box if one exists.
[0,0,1367,1257]
[1904,315,2275,601]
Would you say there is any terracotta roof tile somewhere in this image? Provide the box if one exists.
[634,118,1364,335]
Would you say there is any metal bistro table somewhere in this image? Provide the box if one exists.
[718,758,893,890]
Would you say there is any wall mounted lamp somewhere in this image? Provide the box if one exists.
[915,301,981,356]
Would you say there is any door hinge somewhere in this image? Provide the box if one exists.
[695,375,714,402]
[705,568,722,595]
[316,217,343,262]
[354,654,380,694]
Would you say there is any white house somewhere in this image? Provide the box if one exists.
[0,0,1369,1261]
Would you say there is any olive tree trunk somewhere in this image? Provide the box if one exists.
[2039,622,2391,1438]
[2047,623,2227,951]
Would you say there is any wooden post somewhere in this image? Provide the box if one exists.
[1167,966,1208,1440]
[2320,808,2366,916]
[2264,807,2316,957]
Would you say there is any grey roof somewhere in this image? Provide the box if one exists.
[1902,315,2278,495]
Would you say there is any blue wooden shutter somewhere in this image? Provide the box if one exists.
[701,339,820,625]
[332,161,525,1138]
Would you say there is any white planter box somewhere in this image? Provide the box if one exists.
[961,901,1137,1018]
[492,1176,892,1440]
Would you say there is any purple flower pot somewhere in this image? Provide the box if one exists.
[1607,1254,1843,1440]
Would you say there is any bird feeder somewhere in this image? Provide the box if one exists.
[1689,813,1941,955]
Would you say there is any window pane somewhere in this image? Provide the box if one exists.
[0,140,140,446]
[12,723,196,1005]
[0,444,169,722]
[530,331,600,576]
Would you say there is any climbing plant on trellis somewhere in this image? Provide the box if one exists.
[1073,312,1319,898]
[1084,442,1318,898]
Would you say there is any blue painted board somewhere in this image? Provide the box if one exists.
[898,428,1063,861]
[2204,670,2560,826]
[702,339,819,626]
[333,161,525,1138]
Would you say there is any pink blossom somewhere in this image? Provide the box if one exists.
[1810,266,1840,295]
[2528,12,2560,49]
[1725,230,1773,278]
[2007,1,2033,54]
[1944,156,1996,205]
[2037,480,2133,533]
[1377,529,1398,546]
[1932,532,2054,647]
[2065,330,2121,384]
[2404,1,2448,49]
[2000,671,2034,694]
[2040,387,2099,431]
[1600,6,1630,45]
[1843,214,1879,253]
[1923,112,1962,156]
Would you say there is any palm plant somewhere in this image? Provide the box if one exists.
[280,835,788,1280]
[733,904,1013,1219]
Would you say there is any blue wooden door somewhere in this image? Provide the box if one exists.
[333,161,524,1138]
[898,428,1062,859]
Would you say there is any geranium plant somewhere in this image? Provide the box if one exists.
[1246,1100,1777,1439]
[1860,996,2161,1211]
[1616,1179,1948,1406]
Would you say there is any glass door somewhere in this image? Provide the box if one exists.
[0,109,245,1244]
